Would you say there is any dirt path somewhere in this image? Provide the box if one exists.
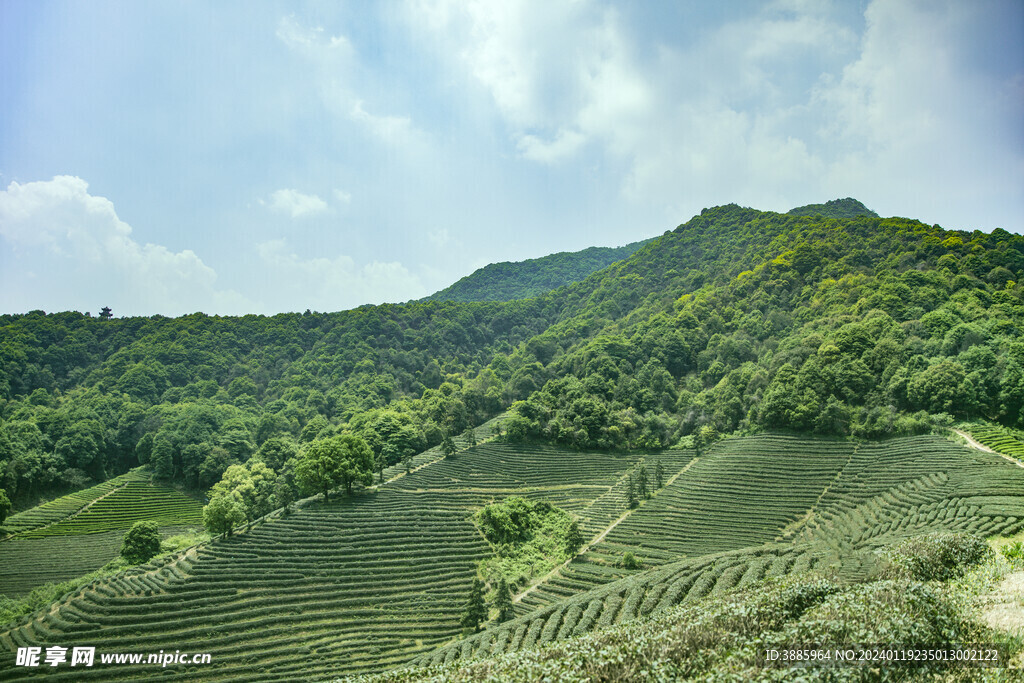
[512,511,630,602]
[979,571,1024,667]
[953,429,1024,469]
[512,455,702,605]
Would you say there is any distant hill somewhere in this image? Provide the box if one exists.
[788,197,878,219]
[423,239,653,302]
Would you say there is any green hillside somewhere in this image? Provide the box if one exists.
[422,239,652,303]
[1,433,1020,680]
[1,200,1023,677]
[0,474,203,598]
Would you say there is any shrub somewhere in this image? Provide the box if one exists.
[120,521,162,565]
[1001,540,1024,564]
[880,532,992,581]
[785,580,984,653]
[621,551,642,570]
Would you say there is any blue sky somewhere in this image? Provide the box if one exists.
[1,0,1022,316]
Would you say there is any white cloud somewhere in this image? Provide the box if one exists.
[517,129,586,163]
[812,0,1024,224]
[427,228,451,247]
[349,100,421,148]
[265,188,328,218]
[256,238,428,310]
[409,0,1023,228]
[0,176,252,315]
[333,189,352,204]
[275,15,354,61]
[276,15,430,153]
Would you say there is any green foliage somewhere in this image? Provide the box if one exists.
[0,489,10,525]
[3,433,1022,680]
[491,577,514,623]
[564,520,584,556]
[620,551,642,569]
[787,197,878,219]
[476,496,547,546]
[1000,540,1024,563]
[881,533,993,582]
[475,497,575,587]
[460,578,487,633]
[391,573,995,682]
[440,433,457,459]
[119,520,161,564]
[202,491,246,536]
[294,434,373,501]
[626,474,637,509]
[2,202,1022,511]
[423,239,651,302]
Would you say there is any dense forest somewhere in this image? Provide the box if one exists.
[422,239,652,302]
[787,197,879,219]
[1,201,1022,513]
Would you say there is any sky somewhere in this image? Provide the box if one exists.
[1,0,1022,317]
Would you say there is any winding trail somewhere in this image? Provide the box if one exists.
[979,571,1024,668]
[512,455,702,605]
[953,429,1024,469]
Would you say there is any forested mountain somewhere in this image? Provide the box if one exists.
[422,239,652,302]
[787,197,878,218]
[1,201,1022,511]
[2,199,1024,680]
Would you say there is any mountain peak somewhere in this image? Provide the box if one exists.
[787,198,878,219]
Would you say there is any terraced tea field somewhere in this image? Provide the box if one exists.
[0,441,656,681]
[417,435,1024,667]
[0,532,127,598]
[2,469,151,537]
[0,477,204,597]
[20,481,203,538]
[964,424,1024,462]
[1,434,1022,680]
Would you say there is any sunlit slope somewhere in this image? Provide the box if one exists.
[2,435,1020,680]
[0,475,203,597]
[518,434,853,613]
[411,435,1024,670]
[2,469,151,536]
[0,442,658,681]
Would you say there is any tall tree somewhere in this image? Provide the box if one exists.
[637,465,648,499]
[654,460,664,489]
[441,433,458,459]
[461,578,487,632]
[694,425,720,455]
[492,578,514,623]
[0,489,11,525]
[203,491,247,536]
[463,426,477,447]
[295,434,374,501]
[565,519,584,556]
[626,474,638,509]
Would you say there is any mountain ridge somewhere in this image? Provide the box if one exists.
[422,238,654,303]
